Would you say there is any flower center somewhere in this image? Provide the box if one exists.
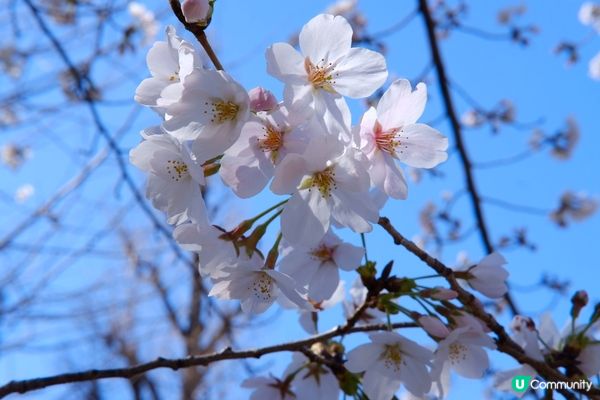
[374,121,402,157]
[310,243,336,263]
[168,71,179,81]
[304,166,336,198]
[250,272,274,302]
[257,124,284,163]
[206,100,239,124]
[165,159,189,182]
[448,342,468,365]
[382,344,405,373]
[304,58,337,93]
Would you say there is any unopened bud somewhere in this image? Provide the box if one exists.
[182,0,211,24]
[418,315,450,338]
[248,87,278,112]
[422,287,458,300]
[571,290,588,320]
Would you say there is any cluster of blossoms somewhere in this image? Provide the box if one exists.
[126,11,600,400]
[578,2,600,80]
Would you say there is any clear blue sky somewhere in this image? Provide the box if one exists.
[1,0,599,399]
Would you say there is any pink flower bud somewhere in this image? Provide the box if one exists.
[248,87,278,112]
[182,0,210,24]
[419,316,450,338]
[429,287,458,300]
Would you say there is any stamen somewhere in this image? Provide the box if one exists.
[382,344,405,373]
[165,159,189,182]
[205,100,239,124]
[310,243,336,263]
[250,272,274,301]
[448,342,468,365]
[374,121,403,157]
[304,57,337,93]
[257,124,284,162]
[302,166,337,198]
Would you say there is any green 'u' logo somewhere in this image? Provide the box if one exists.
[512,375,532,393]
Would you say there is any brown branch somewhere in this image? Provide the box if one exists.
[168,0,224,70]
[378,216,599,399]
[416,0,519,316]
[0,321,416,397]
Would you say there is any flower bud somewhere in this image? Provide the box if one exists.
[418,315,450,338]
[248,87,278,112]
[423,286,458,300]
[182,0,210,24]
[570,290,589,320]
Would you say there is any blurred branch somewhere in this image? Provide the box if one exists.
[417,0,520,316]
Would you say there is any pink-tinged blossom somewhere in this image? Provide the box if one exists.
[419,316,450,339]
[279,231,363,301]
[266,13,387,138]
[271,137,380,246]
[358,79,448,199]
[181,0,210,24]
[209,257,307,314]
[248,87,278,112]
[345,331,433,399]
[456,252,509,298]
[163,68,250,162]
[219,106,310,198]
[135,26,198,109]
[129,129,207,225]
[284,352,340,399]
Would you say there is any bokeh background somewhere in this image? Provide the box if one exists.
[0,0,599,399]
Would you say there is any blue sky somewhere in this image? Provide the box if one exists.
[1,0,599,399]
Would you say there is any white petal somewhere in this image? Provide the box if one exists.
[332,243,364,271]
[270,154,307,194]
[299,14,352,63]
[377,80,427,128]
[362,368,401,400]
[266,42,307,84]
[345,343,381,372]
[308,264,339,302]
[333,47,387,98]
[281,190,330,246]
[396,124,448,168]
[452,345,489,379]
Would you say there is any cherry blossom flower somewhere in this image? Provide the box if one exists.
[345,331,433,399]
[279,231,363,301]
[455,252,509,298]
[219,106,311,198]
[173,221,240,279]
[128,2,159,45]
[431,326,496,391]
[271,137,379,246]
[135,26,199,110]
[163,68,250,162]
[284,352,340,399]
[579,2,600,32]
[242,376,295,400]
[129,128,207,225]
[209,257,307,314]
[358,79,448,199]
[14,183,34,203]
[181,0,211,24]
[248,87,278,112]
[266,13,387,136]
[297,281,345,334]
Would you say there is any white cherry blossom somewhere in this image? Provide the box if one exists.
[343,277,386,324]
[266,13,387,138]
[579,2,600,32]
[135,26,199,110]
[271,137,379,246]
[455,252,509,298]
[358,79,448,199]
[284,352,340,400]
[431,326,496,390]
[163,68,250,162]
[279,230,363,301]
[345,331,433,399]
[209,257,307,314]
[129,128,207,225]
[589,51,600,81]
[297,281,345,334]
[219,106,311,198]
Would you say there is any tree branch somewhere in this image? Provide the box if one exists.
[0,322,415,398]
[378,216,599,399]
